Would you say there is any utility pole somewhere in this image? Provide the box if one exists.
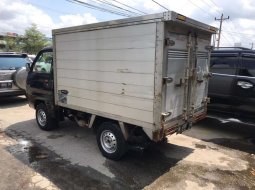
[250,42,254,50]
[215,14,229,48]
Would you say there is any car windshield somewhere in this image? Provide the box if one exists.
[0,56,29,70]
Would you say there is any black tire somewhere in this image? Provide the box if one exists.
[96,122,127,160]
[36,103,57,131]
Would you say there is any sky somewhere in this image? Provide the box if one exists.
[0,0,255,48]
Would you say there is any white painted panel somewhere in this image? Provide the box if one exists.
[164,51,187,120]
[194,53,209,109]
[55,23,156,42]
[56,60,154,74]
[55,23,157,124]
[56,48,155,61]
[57,69,154,86]
[58,85,153,111]
[66,96,154,123]
[56,34,155,51]
[58,78,154,99]
[165,78,185,119]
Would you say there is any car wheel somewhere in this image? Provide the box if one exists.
[36,103,57,131]
[96,122,127,160]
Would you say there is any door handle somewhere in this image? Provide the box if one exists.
[237,81,253,89]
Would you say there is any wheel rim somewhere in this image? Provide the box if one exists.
[37,109,47,127]
[100,130,117,154]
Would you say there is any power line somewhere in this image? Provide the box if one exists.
[66,0,134,17]
[208,0,221,9]
[151,0,169,11]
[200,0,221,15]
[223,21,255,45]
[222,30,255,37]
[111,0,148,15]
[93,0,142,16]
[223,21,241,42]
[200,0,254,46]
[187,0,214,17]
[221,33,233,46]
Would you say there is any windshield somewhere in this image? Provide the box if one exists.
[0,56,30,70]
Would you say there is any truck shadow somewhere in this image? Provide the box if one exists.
[184,117,255,154]
[4,119,193,190]
[0,96,27,109]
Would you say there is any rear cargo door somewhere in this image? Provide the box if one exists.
[163,32,210,123]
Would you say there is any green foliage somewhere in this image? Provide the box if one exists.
[4,36,21,52]
[22,24,49,54]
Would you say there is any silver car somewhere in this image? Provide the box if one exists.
[0,53,31,97]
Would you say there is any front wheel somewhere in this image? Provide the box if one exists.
[96,122,127,160]
[36,103,57,131]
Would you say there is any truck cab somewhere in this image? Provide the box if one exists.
[26,47,56,128]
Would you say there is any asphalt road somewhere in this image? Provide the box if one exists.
[0,96,255,190]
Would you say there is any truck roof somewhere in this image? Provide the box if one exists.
[53,11,217,35]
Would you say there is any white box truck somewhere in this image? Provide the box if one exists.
[26,11,216,160]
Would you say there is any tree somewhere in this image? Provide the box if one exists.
[4,36,21,52]
[22,24,48,54]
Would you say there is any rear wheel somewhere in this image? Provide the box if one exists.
[96,122,127,160]
[36,103,57,131]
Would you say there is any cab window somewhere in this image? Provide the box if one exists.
[33,51,53,73]
[210,55,238,75]
[240,54,255,77]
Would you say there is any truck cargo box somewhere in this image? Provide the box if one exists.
[53,11,216,141]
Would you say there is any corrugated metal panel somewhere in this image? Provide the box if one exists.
[56,48,155,61]
[56,60,154,74]
[55,23,156,41]
[56,34,155,51]
[57,69,154,86]
[58,85,153,111]
[55,23,156,123]
[58,78,154,99]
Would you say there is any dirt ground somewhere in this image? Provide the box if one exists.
[0,96,255,190]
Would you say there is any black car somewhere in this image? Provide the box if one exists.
[208,47,255,121]
[0,53,30,97]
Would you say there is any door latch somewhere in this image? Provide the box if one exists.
[163,77,173,84]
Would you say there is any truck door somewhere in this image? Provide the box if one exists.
[234,53,255,117]
[27,49,54,101]
[208,53,238,112]
[163,31,211,126]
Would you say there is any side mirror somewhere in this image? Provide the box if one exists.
[26,63,31,72]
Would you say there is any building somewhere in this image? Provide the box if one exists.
[0,32,20,51]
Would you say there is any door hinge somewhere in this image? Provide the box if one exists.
[165,38,175,46]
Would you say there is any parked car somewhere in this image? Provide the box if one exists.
[0,53,31,97]
[208,47,255,121]
[28,54,36,62]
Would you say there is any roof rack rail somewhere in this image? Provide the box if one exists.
[215,47,251,50]
[0,52,17,54]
